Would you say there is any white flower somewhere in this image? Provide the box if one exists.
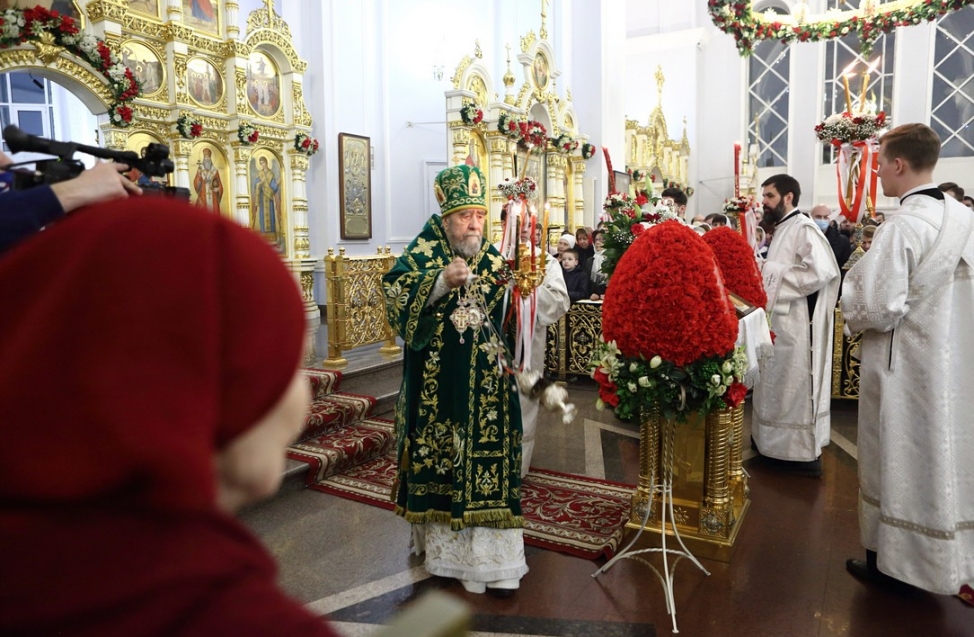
[722,361,733,374]
[627,382,638,393]
[596,398,605,411]
[107,63,127,83]
[638,376,651,388]
[650,355,662,369]
[717,385,727,396]
[711,374,722,386]
[629,362,638,373]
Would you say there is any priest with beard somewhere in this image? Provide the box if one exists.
[382,165,527,597]
[752,174,840,477]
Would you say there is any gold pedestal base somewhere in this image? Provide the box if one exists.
[626,403,750,563]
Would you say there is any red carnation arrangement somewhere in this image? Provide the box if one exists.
[702,226,768,310]
[604,221,738,365]
[591,221,748,420]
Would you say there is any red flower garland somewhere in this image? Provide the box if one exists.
[702,226,768,310]
[602,221,738,366]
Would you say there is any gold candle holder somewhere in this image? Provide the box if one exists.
[512,243,545,297]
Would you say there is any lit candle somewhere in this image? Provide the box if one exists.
[514,207,520,264]
[529,212,537,271]
[859,58,880,115]
[841,62,857,114]
[542,202,550,270]
[734,142,741,198]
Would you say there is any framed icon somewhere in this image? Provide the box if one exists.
[127,0,160,19]
[182,0,220,35]
[532,51,549,92]
[338,133,372,240]
[190,141,231,217]
[246,51,281,118]
[249,148,285,249]
[186,57,223,108]
[120,40,164,98]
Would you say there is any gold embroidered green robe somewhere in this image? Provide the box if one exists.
[382,215,523,530]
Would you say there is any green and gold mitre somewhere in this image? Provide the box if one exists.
[433,164,487,217]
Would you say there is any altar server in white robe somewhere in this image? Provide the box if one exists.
[753,174,840,476]
[496,206,570,477]
[841,123,974,595]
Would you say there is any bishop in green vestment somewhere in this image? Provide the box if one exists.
[382,165,527,596]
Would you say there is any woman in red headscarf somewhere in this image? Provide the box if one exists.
[0,199,340,637]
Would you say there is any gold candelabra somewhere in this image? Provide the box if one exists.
[512,243,546,297]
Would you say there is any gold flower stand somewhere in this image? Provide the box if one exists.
[593,403,750,633]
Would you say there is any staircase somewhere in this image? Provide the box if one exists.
[283,349,403,492]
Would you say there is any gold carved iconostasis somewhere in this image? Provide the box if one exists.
[625,65,690,198]
[0,0,316,271]
[0,0,321,358]
[444,13,591,239]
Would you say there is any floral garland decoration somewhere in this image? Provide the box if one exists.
[600,194,687,279]
[498,176,537,200]
[497,112,524,140]
[518,120,548,148]
[176,113,203,139]
[551,133,578,154]
[702,226,768,309]
[238,122,259,145]
[0,6,142,127]
[580,142,596,160]
[629,168,648,183]
[294,131,319,156]
[815,110,887,144]
[708,0,974,57]
[662,178,694,197]
[722,195,756,215]
[591,221,746,421]
[459,102,484,125]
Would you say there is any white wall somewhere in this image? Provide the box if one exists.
[288,0,974,303]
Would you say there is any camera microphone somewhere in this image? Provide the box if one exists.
[3,125,75,158]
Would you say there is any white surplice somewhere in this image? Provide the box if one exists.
[841,191,974,594]
[753,211,840,461]
[518,255,569,477]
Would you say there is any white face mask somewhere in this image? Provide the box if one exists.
[814,219,830,232]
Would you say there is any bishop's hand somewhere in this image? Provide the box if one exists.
[444,257,471,289]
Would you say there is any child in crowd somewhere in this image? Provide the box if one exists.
[560,248,590,303]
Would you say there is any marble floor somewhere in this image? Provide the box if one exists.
[242,381,973,637]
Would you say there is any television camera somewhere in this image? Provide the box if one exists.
[1,125,189,200]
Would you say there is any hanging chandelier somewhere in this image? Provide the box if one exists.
[708,0,974,56]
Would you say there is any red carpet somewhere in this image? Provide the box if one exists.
[309,451,634,560]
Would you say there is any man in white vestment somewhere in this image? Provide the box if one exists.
[753,174,840,477]
[497,206,570,477]
[841,123,974,595]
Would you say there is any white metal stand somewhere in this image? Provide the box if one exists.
[592,419,710,634]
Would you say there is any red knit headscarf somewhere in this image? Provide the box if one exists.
[0,200,338,637]
[0,198,305,511]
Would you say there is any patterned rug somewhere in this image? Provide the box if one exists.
[310,451,634,560]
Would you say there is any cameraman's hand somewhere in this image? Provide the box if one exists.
[50,161,142,213]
